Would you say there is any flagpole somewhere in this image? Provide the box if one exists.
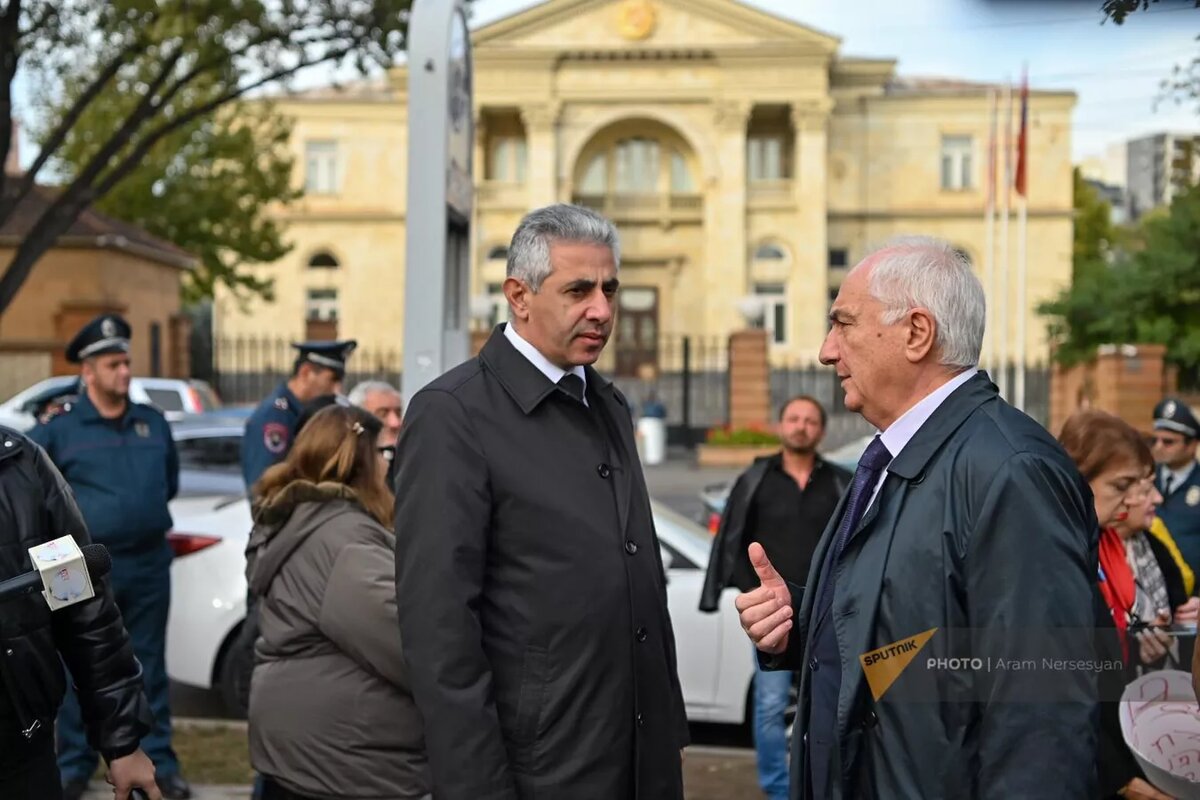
[1015,66,1029,412]
[998,79,1012,402]
[983,89,998,378]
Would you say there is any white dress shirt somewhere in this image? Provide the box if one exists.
[1161,461,1196,497]
[867,368,979,511]
[503,322,588,406]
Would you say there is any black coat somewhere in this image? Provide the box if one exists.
[700,454,849,613]
[394,327,688,800]
[0,426,151,760]
[766,374,1100,799]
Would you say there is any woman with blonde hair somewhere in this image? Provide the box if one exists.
[245,404,428,800]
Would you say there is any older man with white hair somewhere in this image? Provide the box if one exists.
[737,236,1099,799]
[348,380,404,447]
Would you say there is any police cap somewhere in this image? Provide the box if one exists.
[292,340,357,376]
[1153,397,1200,439]
[66,314,132,364]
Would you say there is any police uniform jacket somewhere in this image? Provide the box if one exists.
[29,393,177,554]
[393,325,689,800]
[0,427,152,762]
[242,382,301,491]
[1156,463,1200,572]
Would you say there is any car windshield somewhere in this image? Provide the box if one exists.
[145,388,186,413]
[651,500,713,557]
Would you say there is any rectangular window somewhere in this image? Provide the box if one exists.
[306,288,339,321]
[754,283,787,346]
[747,136,785,182]
[304,140,339,195]
[828,248,848,268]
[940,135,973,191]
[487,136,528,182]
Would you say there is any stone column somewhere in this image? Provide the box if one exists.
[792,100,833,357]
[706,99,751,337]
[521,102,561,207]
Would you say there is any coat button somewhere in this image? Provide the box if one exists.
[809,658,819,672]
[636,713,644,727]
[636,627,648,642]
[862,710,879,729]
[624,540,638,555]
[597,463,611,479]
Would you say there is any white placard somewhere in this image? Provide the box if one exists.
[27,535,95,610]
[1120,669,1200,799]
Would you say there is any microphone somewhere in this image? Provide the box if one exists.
[0,543,111,604]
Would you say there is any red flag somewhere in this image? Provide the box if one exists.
[1014,68,1029,197]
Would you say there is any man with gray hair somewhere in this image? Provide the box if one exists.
[736,236,1099,798]
[394,204,688,800]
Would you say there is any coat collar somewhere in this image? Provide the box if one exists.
[885,371,999,481]
[479,324,613,416]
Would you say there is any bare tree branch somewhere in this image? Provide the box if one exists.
[0,0,23,203]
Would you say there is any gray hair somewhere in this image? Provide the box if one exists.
[862,236,985,369]
[347,380,400,407]
[507,204,621,292]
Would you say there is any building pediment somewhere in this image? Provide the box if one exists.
[474,0,840,56]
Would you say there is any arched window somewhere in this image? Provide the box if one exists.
[753,243,787,261]
[308,251,339,269]
[487,246,509,261]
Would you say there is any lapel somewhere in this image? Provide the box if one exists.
[478,325,563,415]
[586,365,635,535]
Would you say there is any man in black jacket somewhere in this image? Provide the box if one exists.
[700,395,849,800]
[0,425,160,800]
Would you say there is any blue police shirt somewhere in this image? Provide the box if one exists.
[29,392,178,553]
[1157,463,1200,572]
[242,382,301,491]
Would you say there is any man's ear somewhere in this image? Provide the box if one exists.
[503,276,530,322]
[904,307,937,364]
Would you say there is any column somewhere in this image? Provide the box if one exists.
[792,100,833,357]
[521,102,561,208]
[706,99,751,337]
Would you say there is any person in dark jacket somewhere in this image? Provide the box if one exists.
[0,425,161,800]
[1150,397,1200,573]
[699,395,848,800]
[737,237,1098,799]
[1059,410,1188,800]
[28,314,189,800]
[246,405,429,800]
[394,204,689,800]
[241,340,357,492]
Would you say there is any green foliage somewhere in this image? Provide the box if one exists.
[1040,183,1200,376]
[0,0,418,315]
[44,75,299,302]
[704,425,779,447]
[1072,168,1115,274]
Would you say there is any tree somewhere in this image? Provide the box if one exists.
[44,73,299,303]
[1072,167,1115,278]
[1040,182,1200,380]
[1102,1,1200,113]
[0,0,415,317]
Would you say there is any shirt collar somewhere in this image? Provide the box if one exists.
[1163,461,1196,490]
[503,323,587,395]
[879,368,979,461]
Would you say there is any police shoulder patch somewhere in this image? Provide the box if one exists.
[263,422,289,454]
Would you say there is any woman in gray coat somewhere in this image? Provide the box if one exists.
[245,405,428,800]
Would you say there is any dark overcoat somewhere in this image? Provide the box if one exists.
[394,326,689,800]
[767,374,1100,799]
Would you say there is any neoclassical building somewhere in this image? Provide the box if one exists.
[215,0,1076,375]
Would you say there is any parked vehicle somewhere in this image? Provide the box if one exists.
[698,433,872,533]
[0,375,223,429]
[162,425,762,728]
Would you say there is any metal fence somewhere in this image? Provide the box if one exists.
[195,332,1051,449]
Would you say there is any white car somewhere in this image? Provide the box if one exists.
[0,375,223,429]
[165,439,757,727]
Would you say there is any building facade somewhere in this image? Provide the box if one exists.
[216,0,1076,376]
[1125,131,1200,220]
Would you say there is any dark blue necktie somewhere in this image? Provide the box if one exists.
[831,435,893,558]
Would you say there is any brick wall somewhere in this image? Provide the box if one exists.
[1049,344,1169,436]
[728,329,770,430]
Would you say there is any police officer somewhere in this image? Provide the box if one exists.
[240,340,356,492]
[1152,397,1200,573]
[28,314,188,800]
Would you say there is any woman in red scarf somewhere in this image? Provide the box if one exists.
[1059,411,1175,800]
